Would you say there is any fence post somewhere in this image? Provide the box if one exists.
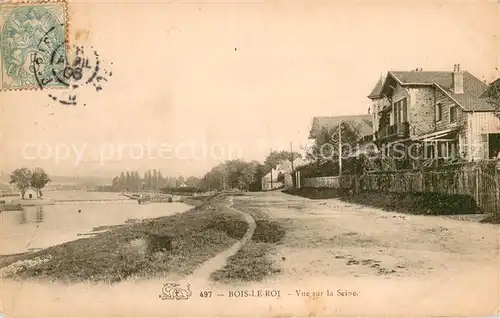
[475,166,480,208]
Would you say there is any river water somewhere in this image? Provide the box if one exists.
[0,190,192,255]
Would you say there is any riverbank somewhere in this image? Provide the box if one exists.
[10,198,55,206]
[0,194,249,284]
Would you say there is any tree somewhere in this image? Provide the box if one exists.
[126,171,131,187]
[9,168,33,199]
[178,175,185,185]
[307,121,362,164]
[147,170,152,189]
[201,160,263,191]
[30,167,51,198]
[186,176,201,188]
[152,169,158,189]
[157,171,164,187]
[484,77,500,117]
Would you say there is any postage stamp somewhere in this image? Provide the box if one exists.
[0,0,68,91]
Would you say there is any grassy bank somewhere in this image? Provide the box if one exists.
[210,201,286,283]
[284,188,482,216]
[0,194,249,284]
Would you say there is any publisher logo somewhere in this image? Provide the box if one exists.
[159,282,192,300]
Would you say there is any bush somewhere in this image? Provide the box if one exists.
[204,214,248,239]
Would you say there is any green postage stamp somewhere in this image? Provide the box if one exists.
[0,1,68,91]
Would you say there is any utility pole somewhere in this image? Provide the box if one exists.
[269,148,273,190]
[290,141,295,187]
[338,121,342,178]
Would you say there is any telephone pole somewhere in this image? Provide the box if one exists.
[269,148,273,190]
[338,121,342,177]
[290,142,295,187]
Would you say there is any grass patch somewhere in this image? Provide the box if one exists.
[2,197,248,284]
[210,242,281,283]
[252,220,286,243]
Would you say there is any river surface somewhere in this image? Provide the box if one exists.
[0,190,192,255]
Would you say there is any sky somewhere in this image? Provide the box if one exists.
[1,0,499,179]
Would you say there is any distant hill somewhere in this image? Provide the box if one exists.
[1,172,110,187]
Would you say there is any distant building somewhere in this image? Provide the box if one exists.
[24,188,38,199]
[261,158,308,190]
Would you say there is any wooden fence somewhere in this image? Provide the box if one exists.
[303,176,340,188]
[358,166,500,214]
[300,162,500,214]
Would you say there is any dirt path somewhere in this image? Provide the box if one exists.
[232,190,500,316]
[182,196,256,287]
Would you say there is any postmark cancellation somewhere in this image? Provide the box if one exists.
[0,0,68,91]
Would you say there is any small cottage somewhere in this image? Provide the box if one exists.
[24,188,38,199]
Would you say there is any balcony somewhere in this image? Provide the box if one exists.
[376,122,410,141]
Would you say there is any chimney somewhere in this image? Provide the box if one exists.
[453,64,464,94]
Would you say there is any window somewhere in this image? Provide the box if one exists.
[438,141,447,158]
[424,142,435,159]
[393,98,408,124]
[436,103,443,121]
[450,105,457,123]
[401,98,407,122]
[448,142,458,158]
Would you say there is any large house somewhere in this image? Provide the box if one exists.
[368,65,500,161]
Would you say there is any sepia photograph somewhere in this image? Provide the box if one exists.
[0,0,499,316]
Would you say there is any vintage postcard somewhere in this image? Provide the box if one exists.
[0,0,499,317]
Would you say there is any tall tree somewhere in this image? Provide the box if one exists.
[157,171,164,187]
[186,176,201,188]
[30,167,51,198]
[152,169,158,189]
[307,122,362,164]
[120,172,126,185]
[9,168,32,199]
[178,175,185,185]
[147,170,152,189]
[126,171,131,187]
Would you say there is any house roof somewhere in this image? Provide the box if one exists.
[309,114,373,139]
[276,158,308,172]
[367,77,385,98]
[385,70,493,111]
